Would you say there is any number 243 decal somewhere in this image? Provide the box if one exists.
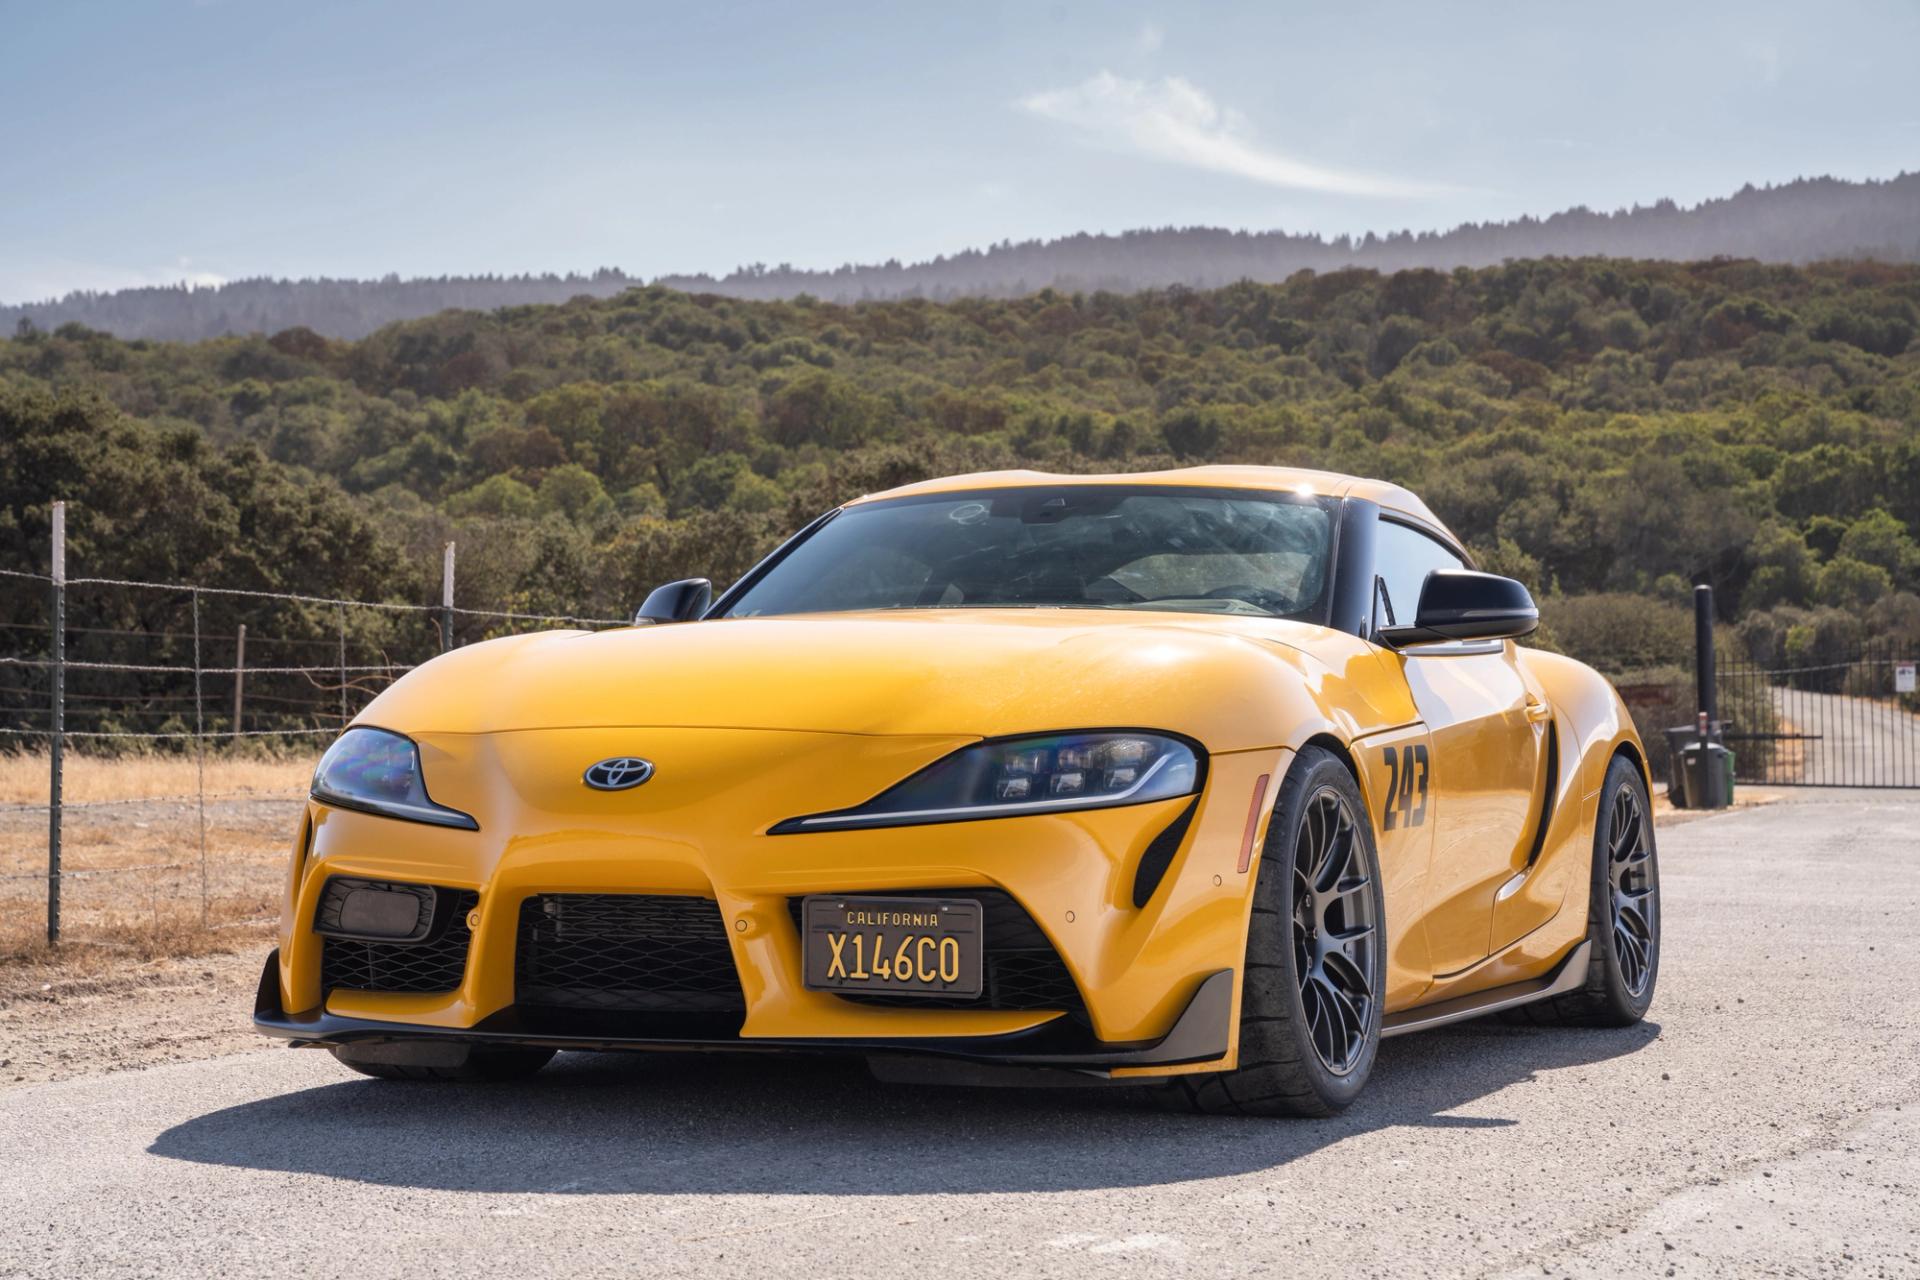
[1381,744,1430,831]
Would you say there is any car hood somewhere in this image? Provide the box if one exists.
[357,609,1381,754]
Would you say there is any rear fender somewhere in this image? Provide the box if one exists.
[1492,649,1645,957]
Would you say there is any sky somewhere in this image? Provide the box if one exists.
[2,0,1916,303]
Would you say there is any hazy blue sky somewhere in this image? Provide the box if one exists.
[3,0,1915,302]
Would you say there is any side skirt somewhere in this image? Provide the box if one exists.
[1380,940,1590,1038]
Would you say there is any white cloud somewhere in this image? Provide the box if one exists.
[1134,22,1164,55]
[1018,71,1446,199]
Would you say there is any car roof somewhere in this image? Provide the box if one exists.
[853,465,1449,534]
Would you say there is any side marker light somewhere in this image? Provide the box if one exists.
[1237,774,1272,875]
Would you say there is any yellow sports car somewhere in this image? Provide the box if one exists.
[254,465,1660,1116]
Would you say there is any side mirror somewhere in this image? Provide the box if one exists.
[635,578,712,626]
[1380,570,1538,648]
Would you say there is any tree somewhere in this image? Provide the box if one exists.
[445,474,538,519]
[675,453,751,514]
[1740,521,1817,611]
[1817,556,1893,608]
[1835,509,1920,588]
[762,369,885,449]
[1159,408,1223,459]
[536,464,613,525]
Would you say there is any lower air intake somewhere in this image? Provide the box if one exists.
[515,894,746,1013]
[319,886,478,995]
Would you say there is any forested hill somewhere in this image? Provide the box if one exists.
[6,175,1917,341]
[5,257,1919,669]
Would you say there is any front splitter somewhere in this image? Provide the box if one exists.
[250,950,1233,1075]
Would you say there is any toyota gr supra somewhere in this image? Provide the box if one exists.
[254,465,1661,1116]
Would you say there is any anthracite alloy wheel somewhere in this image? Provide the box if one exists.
[1162,745,1387,1117]
[1292,789,1378,1076]
[1606,783,1657,999]
[1503,753,1660,1027]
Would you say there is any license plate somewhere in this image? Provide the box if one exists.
[801,896,983,998]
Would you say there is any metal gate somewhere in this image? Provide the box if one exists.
[1719,641,1920,788]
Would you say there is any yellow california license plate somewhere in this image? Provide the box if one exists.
[801,896,983,998]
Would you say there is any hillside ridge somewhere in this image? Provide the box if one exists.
[6,174,1916,341]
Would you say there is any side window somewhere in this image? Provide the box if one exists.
[1373,519,1466,630]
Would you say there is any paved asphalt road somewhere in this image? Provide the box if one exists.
[3,791,1918,1279]
[1769,688,1920,788]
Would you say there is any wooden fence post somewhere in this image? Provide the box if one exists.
[46,501,65,945]
[231,622,246,733]
[441,542,456,652]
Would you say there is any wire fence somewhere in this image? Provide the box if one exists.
[2,507,629,952]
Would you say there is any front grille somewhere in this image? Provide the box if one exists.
[515,894,745,1013]
[320,887,478,995]
[787,889,1086,1015]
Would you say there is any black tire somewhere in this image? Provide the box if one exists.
[1502,753,1660,1027]
[331,1042,556,1082]
[1161,746,1386,1117]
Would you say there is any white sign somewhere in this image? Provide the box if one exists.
[1898,663,1917,695]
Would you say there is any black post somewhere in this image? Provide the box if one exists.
[47,501,65,945]
[1693,584,1717,730]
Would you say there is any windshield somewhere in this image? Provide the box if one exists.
[722,486,1336,621]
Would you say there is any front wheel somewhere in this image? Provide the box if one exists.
[1161,746,1386,1117]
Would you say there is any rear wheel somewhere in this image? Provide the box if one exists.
[1161,746,1385,1117]
[330,1042,556,1082]
[1503,754,1660,1027]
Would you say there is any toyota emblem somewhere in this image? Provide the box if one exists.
[583,757,656,791]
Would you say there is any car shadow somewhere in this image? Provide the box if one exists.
[149,1020,1660,1194]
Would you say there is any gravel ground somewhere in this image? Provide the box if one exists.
[0,789,1915,1279]
[0,944,272,1087]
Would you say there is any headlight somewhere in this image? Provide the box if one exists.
[771,731,1202,832]
[311,727,478,830]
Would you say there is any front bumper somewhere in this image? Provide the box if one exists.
[265,727,1285,1072]
[252,949,1235,1075]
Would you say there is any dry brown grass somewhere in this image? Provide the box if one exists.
[0,751,315,805]
[0,920,274,998]
[0,751,317,968]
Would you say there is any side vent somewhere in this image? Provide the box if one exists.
[1522,722,1559,869]
[1131,797,1200,908]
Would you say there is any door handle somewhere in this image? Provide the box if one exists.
[1524,699,1552,724]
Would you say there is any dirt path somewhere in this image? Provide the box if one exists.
[0,938,273,1087]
